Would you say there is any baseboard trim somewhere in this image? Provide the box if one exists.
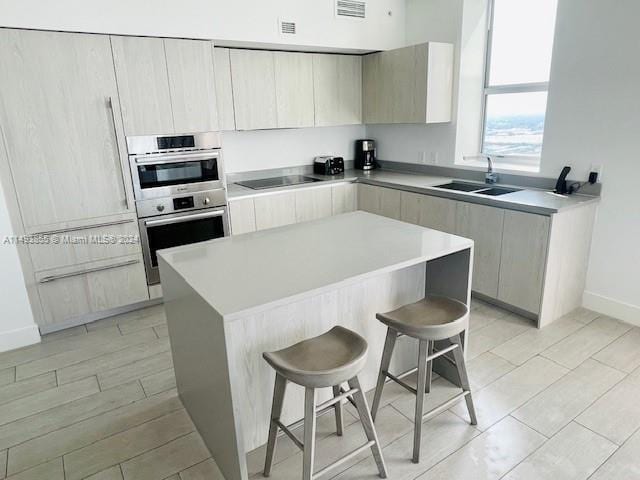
[0,324,41,352]
[583,291,640,327]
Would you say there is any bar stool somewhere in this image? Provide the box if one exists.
[262,326,387,480]
[371,295,477,463]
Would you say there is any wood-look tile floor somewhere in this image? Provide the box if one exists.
[1,300,639,480]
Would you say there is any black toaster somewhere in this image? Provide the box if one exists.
[313,156,345,175]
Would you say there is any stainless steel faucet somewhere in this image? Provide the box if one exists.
[484,155,498,184]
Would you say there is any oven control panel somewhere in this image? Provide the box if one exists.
[136,189,226,219]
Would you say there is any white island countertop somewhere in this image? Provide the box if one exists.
[158,211,473,320]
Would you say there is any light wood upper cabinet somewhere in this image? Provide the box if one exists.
[358,185,402,220]
[0,29,130,231]
[363,42,454,124]
[400,192,457,233]
[213,47,237,131]
[498,211,550,314]
[230,49,278,130]
[312,54,362,126]
[110,36,175,136]
[112,36,219,135]
[274,52,315,128]
[456,203,505,298]
[164,39,219,133]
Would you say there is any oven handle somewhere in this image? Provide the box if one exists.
[144,209,226,228]
[134,151,220,166]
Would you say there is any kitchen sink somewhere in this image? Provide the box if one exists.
[434,182,521,196]
[434,182,487,192]
[475,186,521,196]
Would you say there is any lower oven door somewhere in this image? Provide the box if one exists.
[139,208,229,285]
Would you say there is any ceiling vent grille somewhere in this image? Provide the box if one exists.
[336,0,366,19]
[279,20,297,35]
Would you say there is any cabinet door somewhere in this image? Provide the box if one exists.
[0,29,129,231]
[456,203,505,298]
[230,50,278,130]
[400,192,457,233]
[164,39,219,132]
[111,36,174,136]
[498,211,550,314]
[229,198,256,235]
[312,54,362,126]
[362,53,386,124]
[254,192,296,230]
[35,254,149,328]
[274,51,314,128]
[357,185,401,220]
[213,47,236,131]
[423,42,454,123]
[295,187,332,223]
[332,183,357,215]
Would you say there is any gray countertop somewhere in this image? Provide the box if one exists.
[227,168,600,215]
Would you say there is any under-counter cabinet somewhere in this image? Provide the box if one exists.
[331,183,358,215]
[112,36,219,135]
[497,210,550,314]
[253,192,297,231]
[0,29,131,231]
[294,186,333,223]
[455,203,505,298]
[228,197,257,235]
[357,184,402,220]
[363,42,454,124]
[312,54,362,126]
[400,191,457,233]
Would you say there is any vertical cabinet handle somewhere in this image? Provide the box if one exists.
[107,96,130,210]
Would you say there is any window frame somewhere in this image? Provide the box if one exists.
[480,0,553,170]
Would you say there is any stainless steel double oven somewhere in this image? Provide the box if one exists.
[127,132,228,285]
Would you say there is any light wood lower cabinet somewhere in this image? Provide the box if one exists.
[228,198,257,235]
[456,203,505,298]
[331,183,357,215]
[35,254,149,328]
[400,191,457,233]
[497,211,550,314]
[253,192,297,230]
[294,186,332,223]
[357,184,402,220]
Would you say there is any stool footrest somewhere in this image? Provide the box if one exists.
[274,420,304,451]
[315,387,359,412]
[422,391,469,422]
[312,440,375,479]
[384,371,417,395]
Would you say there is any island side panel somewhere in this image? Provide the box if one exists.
[160,258,248,480]
[425,247,473,386]
[224,263,426,453]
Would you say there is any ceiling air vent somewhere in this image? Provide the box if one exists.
[336,0,366,19]
[279,19,297,35]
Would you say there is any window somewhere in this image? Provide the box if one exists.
[482,0,558,170]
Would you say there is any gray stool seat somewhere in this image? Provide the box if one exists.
[376,295,468,340]
[263,326,368,388]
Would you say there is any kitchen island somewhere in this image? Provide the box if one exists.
[158,211,473,480]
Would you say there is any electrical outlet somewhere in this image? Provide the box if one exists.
[419,151,427,164]
[430,151,440,165]
[589,164,603,182]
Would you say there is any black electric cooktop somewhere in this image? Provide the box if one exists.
[237,175,322,190]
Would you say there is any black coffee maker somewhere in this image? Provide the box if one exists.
[355,139,377,170]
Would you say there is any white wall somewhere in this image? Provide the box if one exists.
[0,0,406,52]
[542,0,640,323]
[0,181,40,351]
[223,125,366,173]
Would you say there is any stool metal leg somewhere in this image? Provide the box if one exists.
[452,334,477,425]
[413,339,429,463]
[302,387,317,480]
[264,373,287,476]
[348,376,388,478]
[425,341,434,394]
[332,385,344,436]
[371,327,397,422]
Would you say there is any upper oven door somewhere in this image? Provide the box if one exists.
[130,151,224,200]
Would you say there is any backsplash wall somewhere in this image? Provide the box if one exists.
[221,125,366,173]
